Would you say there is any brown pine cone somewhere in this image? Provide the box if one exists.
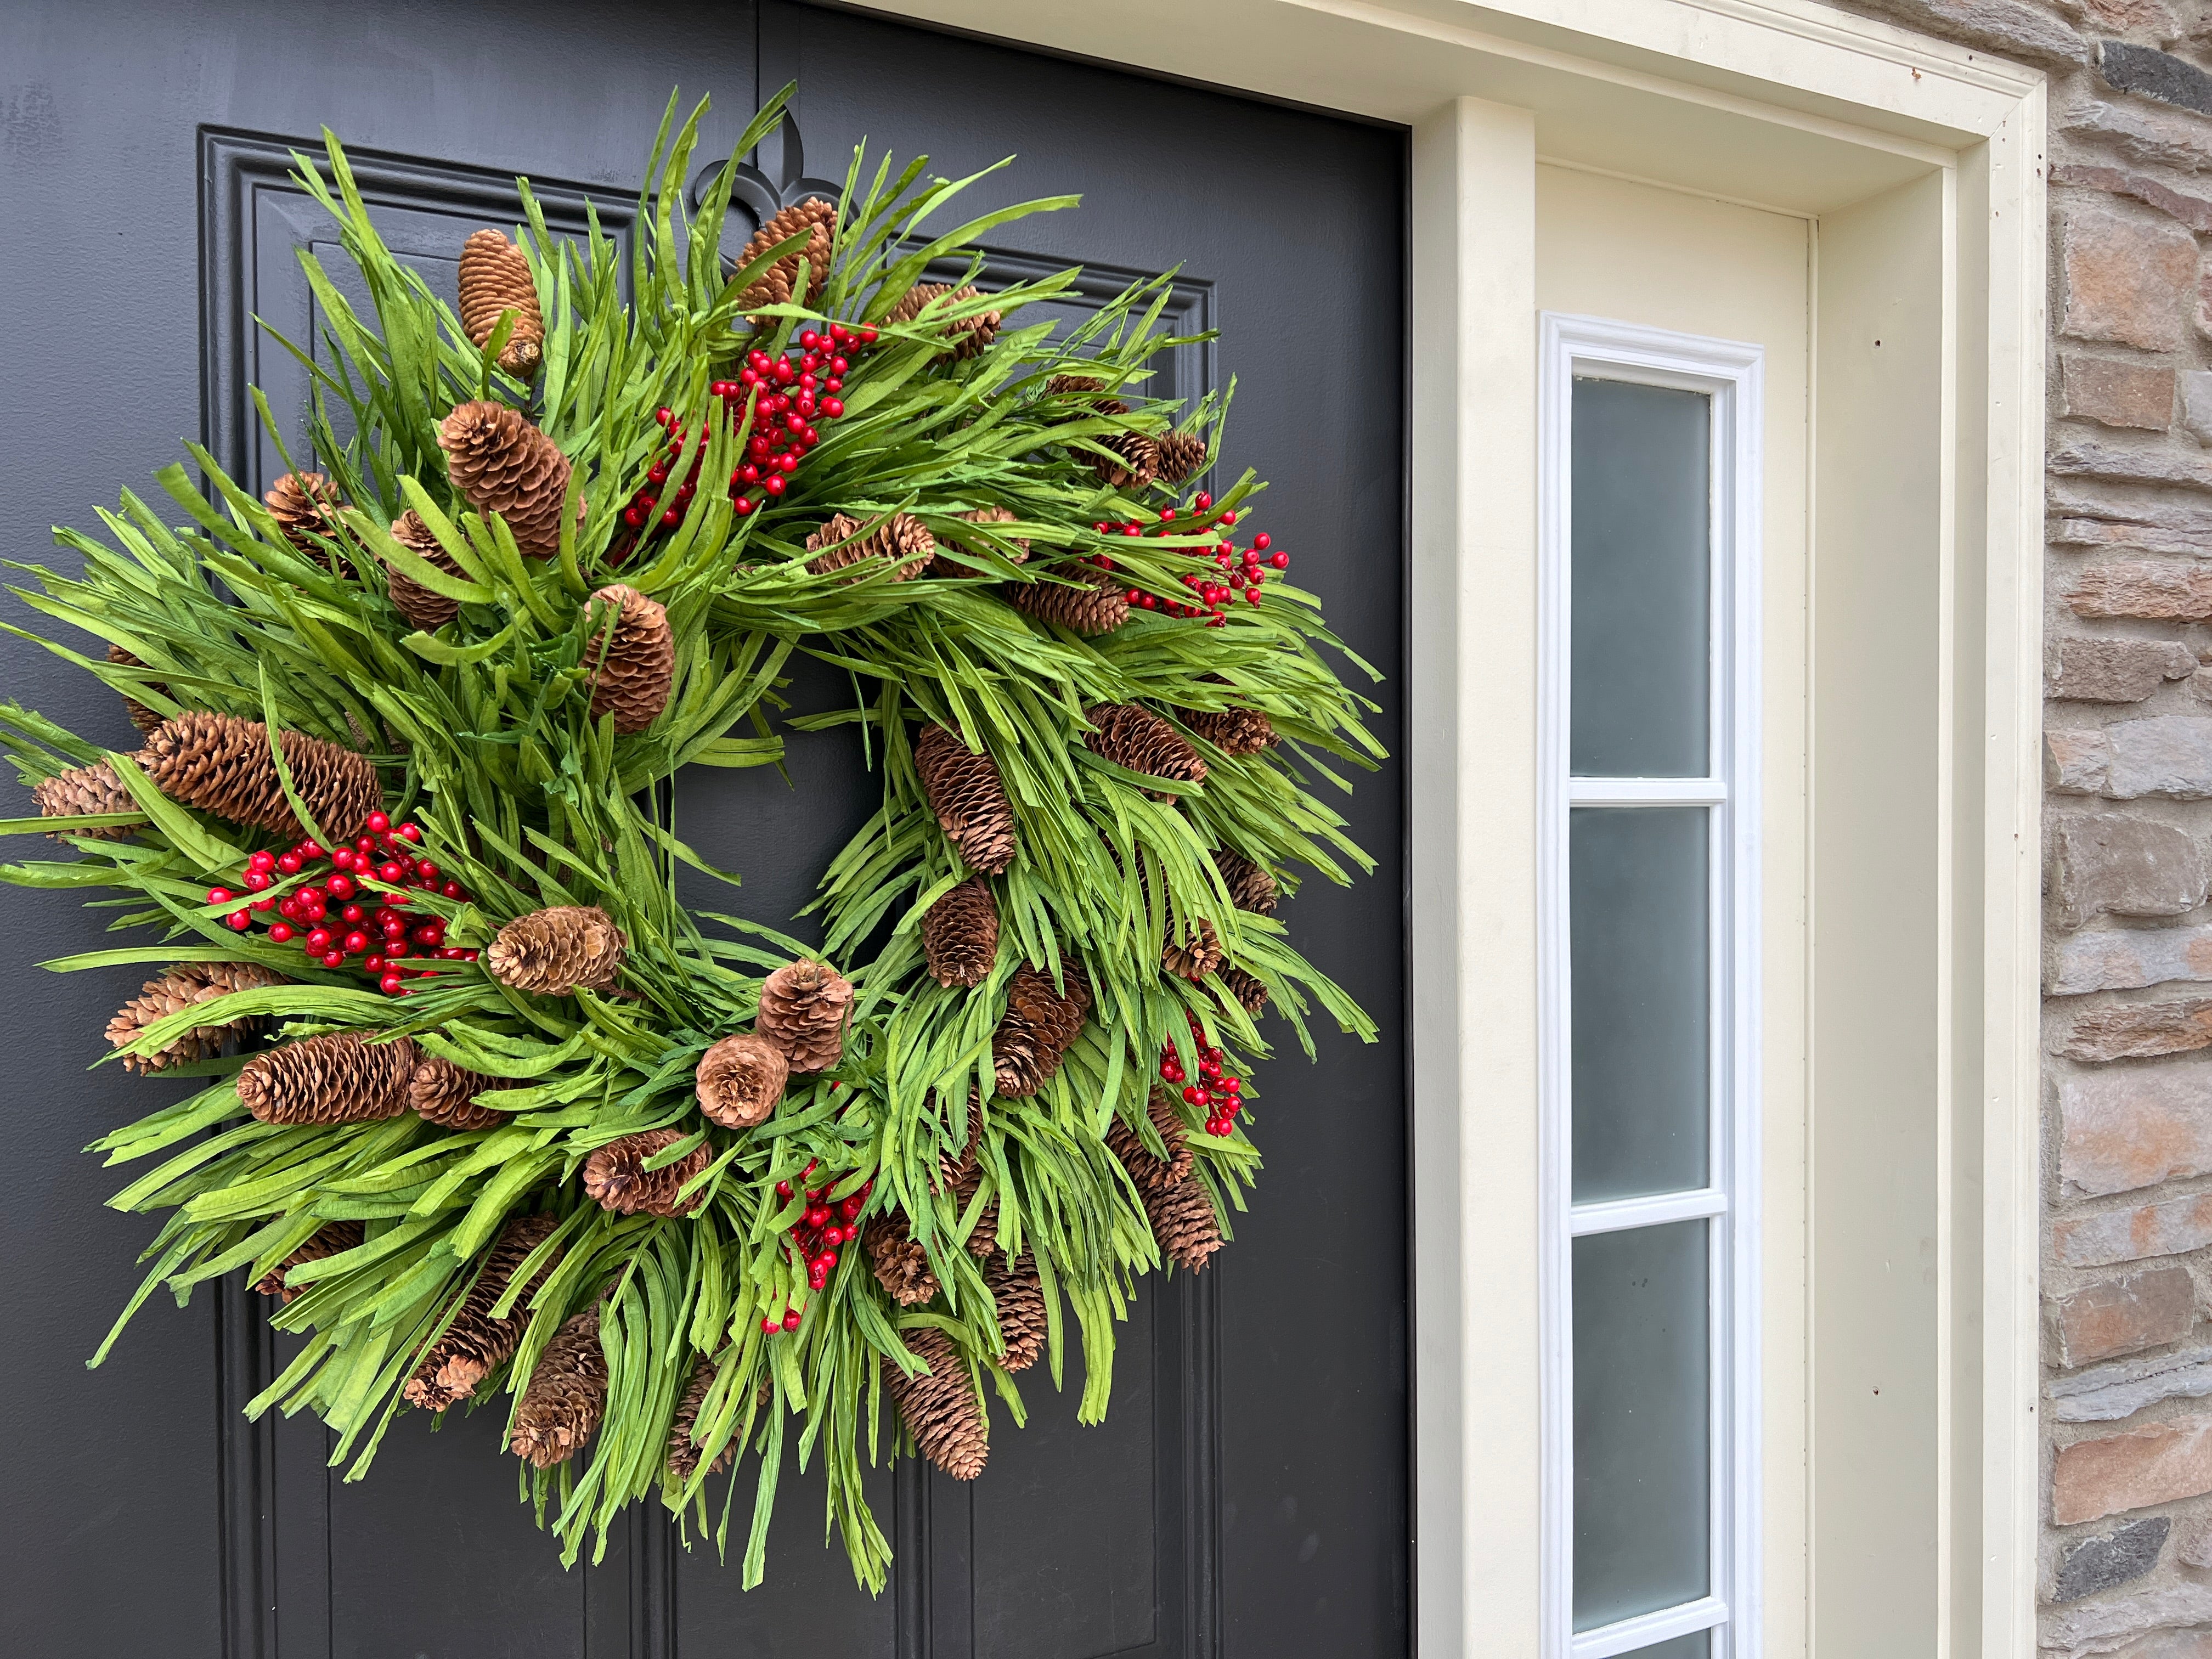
[1084,703,1207,793]
[106,961,287,1074]
[755,959,853,1074]
[913,724,1018,874]
[1108,1087,1195,1195]
[404,1213,562,1410]
[511,1308,610,1468]
[437,400,572,557]
[1142,1172,1224,1273]
[1155,431,1208,483]
[804,511,935,584]
[584,584,675,733]
[985,1252,1047,1373]
[887,1325,987,1480]
[582,1128,709,1217]
[485,905,627,996]
[458,228,544,375]
[1214,848,1279,916]
[1044,374,1130,420]
[1221,966,1271,1014]
[665,1358,738,1480]
[253,1220,366,1302]
[924,504,1030,576]
[265,471,345,565]
[922,876,1000,989]
[108,644,167,735]
[1091,431,1160,490]
[991,962,1091,1098]
[32,758,139,840]
[734,198,837,317]
[236,1030,418,1126]
[1004,564,1129,636]
[883,282,1000,359]
[384,510,466,631]
[695,1032,788,1130]
[138,712,383,842]
[1163,917,1224,981]
[1178,704,1279,757]
[409,1055,504,1131]
[864,1211,939,1307]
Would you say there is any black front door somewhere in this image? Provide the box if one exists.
[0,4,1407,1655]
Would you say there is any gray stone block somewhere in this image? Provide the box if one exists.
[2056,1516,2171,1604]
[2101,42,2212,119]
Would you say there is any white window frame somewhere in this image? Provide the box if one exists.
[1537,313,1764,1659]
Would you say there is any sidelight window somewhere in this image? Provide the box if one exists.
[1538,315,1763,1659]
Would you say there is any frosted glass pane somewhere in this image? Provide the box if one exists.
[1571,377,1710,777]
[1573,1222,1711,1630]
[1629,1633,1712,1659]
[1570,808,1709,1200]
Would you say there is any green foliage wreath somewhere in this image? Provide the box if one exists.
[1,89,1381,1588]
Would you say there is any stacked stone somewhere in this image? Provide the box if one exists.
[1829,1,2212,1637]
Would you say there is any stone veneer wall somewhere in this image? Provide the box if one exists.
[1814,4,2212,1653]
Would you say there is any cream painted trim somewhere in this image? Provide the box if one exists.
[840,3,2047,1655]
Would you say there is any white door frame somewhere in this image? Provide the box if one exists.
[849,3,2048,1652]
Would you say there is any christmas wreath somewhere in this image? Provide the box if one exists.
[2,91,1380,1587]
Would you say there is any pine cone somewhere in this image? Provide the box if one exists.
[755,958,853,1074]
[582,1128,709,1217]
[864,1211,939,1307]
[1108,1087,1195,1195]
[1005,564,1129,636]
[985,1252,1047,1373]
[666,1358,738,1480]
[913,724,1018,874]
[138,712,383,842]
[734,198,837,317]
[1178,704,1279,757]
[887,1325,987,1480]
[1142,1172,1223,1273]
[1155,431,1208,483]
[108,644,167,735]
[409,1055,504,1131]
[236,1030,418,1126]
[804,511,935,584]
[695,1032,788,1130]
[922,877,1000,989]
[438,400,572,557]
[265,471,345,565]
[106,961,286,1074]
[458,228,544,375]
[384,510,466,631]
[485,905,627,996]
[1214,848,1279,916]
[32,758,138,840]
[584,584,675,733]
[253,1220,366,1302]
[991,962,1091,1098]
[1091,431,1160,490]
[1044,374,1129,420]
[1163,917,1224,981]
[884,282,1000,359]
[404,1213,561,1410]
[511,1308,609,1468]
[924,504,1030,577]
[1084,703,1207,793]
[1221,966,1271,1014]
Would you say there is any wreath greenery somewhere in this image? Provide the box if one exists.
[1,89,1381,1588]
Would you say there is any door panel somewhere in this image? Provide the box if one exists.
[0,3,1406,1654]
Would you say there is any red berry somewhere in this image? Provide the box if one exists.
[224,910,251,931]
[206,887,233,905]
[764,476,786,495]
[1182,1085,1205,1106]
[776,1180,793,1199]
[320,950,345,968]
[241,870,269,892]
[1254,533,1272,551]
[858,326,878,344]
[1221,511,1238,525]
[366,811,391,834]
[269,923,294,943]
[248,849,275,873]
[1195,493,1212,510]
[819,1250,838,1271]
[1246,589,1263,606]
[783,1308,804,1331]
[304,928,332,952]
[364,955,384,973]
[441,880,464,899]
[325,873,354,900]
[1269,551,1289,569]
[762,1316,782,1334]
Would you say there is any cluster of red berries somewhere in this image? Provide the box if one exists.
[617,323,879,545]
[1103,494,1290,627]
[1161,1014,1244,1137]
[204,811,476,997]
[760,1158,873,1332]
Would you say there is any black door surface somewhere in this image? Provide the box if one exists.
[0,4,1407,1655]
